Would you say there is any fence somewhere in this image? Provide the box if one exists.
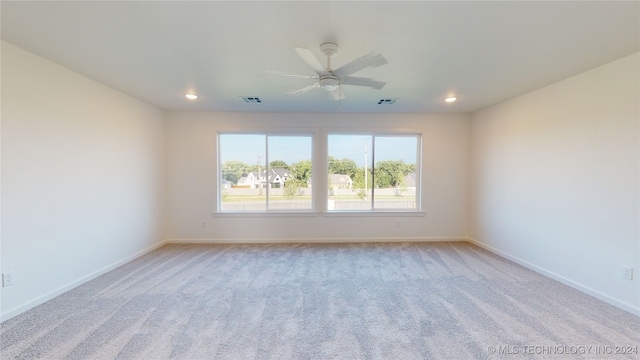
[223,188,415,197]
[220,199,416,211]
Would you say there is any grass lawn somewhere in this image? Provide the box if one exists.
[223,195,312,202]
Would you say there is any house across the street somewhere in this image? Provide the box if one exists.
[329,174,353,190]
[236,168,292,188]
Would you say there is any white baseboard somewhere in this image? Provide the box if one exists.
[0,240,169,323]
[466,237,640,317]
[167,237,467,244]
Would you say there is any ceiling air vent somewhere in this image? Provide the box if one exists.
[241,97,262,103]
[377,98,397,105]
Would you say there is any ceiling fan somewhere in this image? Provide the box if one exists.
[270,42,387,100]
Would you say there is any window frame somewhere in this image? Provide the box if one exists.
[216,130,318,215]
[324,131,423,215]
[213,128,425,217]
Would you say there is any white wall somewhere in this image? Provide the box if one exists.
[469,53,640,314]
[166,112,470,242]
[1,41,167,320]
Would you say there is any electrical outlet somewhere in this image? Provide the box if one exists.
[2,272,14,287]
[622,267,634,281]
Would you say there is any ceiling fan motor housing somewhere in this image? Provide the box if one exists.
[320,42,339,57]
[319,75,340,91]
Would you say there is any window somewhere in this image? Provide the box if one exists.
[218,133,313,212]
[327,134,420,211]
[217,131,421,214]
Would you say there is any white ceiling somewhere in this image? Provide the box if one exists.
[1,1,638,113]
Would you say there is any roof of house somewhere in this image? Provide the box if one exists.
[245,168,292,184]
[404,172,417,187]
[330,174,353,184]
[272,168,291,177]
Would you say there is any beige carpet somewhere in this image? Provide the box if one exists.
[1,242,638,359]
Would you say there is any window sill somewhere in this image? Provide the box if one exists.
[212,211,321,218]
[322,211,427,217]
[211,211,426,218]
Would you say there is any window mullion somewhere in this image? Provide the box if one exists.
[265,135,270,210]
[371,135,375,209]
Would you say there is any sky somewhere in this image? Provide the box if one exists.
[219,134,418,167]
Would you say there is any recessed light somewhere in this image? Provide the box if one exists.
[445,96,457,103]
[185,93,198,100]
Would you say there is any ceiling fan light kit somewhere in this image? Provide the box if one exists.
[272,42,387,101]
[319,76,340,91]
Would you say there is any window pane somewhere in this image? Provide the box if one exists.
[219,134,266,211]
[373,136,418,210]
[266,136,312,210]
[327,135,373,210]
[219,133,314,212]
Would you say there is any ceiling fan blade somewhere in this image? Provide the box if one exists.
[267,71,318,79]
[341,76,386,90]
[294,47,327,74]
[287,83,320,95]
[329,87,346,101]
[333,53,387,78]
[369,53,388,68]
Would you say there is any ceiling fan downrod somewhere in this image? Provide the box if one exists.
[320,42,338,71]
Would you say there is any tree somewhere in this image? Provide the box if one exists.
[328,157,358,178]
[221,160,251,184]
[351,167,372,200]
[282,179,300,200]
[405,163,416,175]
[290,159,312,184]
[269,160,288,169]
[373,160,415,188]
[395,171,408,197]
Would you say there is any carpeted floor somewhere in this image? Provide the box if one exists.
[1,242,638,359]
